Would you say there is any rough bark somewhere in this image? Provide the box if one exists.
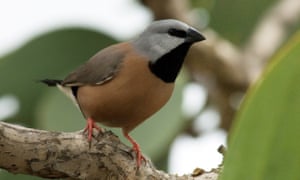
[0,122,219,179]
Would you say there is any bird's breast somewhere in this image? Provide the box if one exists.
[77,45,174,133]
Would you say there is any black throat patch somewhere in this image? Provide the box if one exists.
[148,43,192,83]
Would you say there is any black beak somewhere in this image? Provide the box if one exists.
[186,28,206,43]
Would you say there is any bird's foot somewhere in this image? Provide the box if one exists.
[83,117,102,142]
[123,132,146,168]
[132,141,146,168]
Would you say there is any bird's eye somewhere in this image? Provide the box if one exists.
[168,28,187,38]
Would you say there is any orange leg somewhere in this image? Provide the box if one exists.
[123,130,146,167]
[83,117,101,141]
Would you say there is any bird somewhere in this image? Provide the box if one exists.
[41,19,205,167]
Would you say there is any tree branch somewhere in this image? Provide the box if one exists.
[0,122,219,179]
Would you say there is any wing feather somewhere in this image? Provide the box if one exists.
[62,43,125,86]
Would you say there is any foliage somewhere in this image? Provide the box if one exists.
[220,31,300,180]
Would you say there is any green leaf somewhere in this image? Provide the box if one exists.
[220,32,300,180]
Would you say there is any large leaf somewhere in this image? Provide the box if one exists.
[220,32,300,179]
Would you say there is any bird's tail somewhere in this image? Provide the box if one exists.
[40,79,79,108]
[40,79,62,86]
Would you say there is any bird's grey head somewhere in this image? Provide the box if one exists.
[132,19,205,62]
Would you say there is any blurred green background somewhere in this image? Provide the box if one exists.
[1,0,300,179]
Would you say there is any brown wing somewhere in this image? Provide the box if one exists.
[62,43,126,87]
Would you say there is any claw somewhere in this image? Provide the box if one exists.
[123,131,146,167]
[83,117,101,141]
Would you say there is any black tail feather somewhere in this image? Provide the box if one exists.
[40,79,62,86]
